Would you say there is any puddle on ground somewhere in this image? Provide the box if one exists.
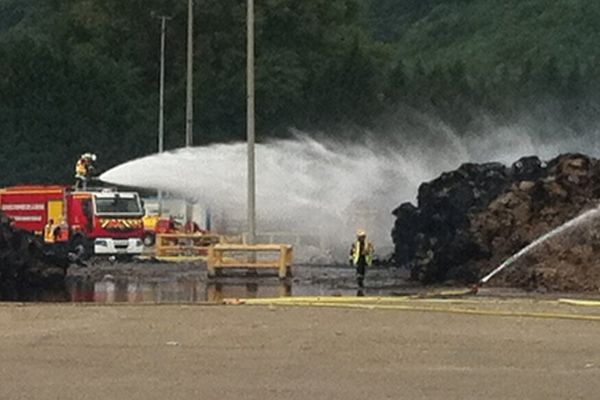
[64,277,406,303]
[67,278,288,303]
[10,264,412,303]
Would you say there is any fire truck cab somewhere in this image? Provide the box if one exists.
[0,185,144,257]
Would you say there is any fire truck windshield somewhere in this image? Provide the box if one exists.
[94,194,142,215]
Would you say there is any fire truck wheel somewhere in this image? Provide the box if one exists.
[143,232,155,247]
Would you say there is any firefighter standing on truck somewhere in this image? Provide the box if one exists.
[349,229,374,288]
[75,153,97,189]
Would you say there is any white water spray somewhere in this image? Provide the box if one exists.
[480,205,600,284]
[102,135,441,256]
[100,120,600,261]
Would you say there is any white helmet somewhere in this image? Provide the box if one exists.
[82,153,97,161]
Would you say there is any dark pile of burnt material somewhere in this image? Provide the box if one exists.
[0,213,68,300]
[392,153,600,291]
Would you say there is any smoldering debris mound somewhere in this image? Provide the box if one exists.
[0,213,68,300]
[392,153,600,291]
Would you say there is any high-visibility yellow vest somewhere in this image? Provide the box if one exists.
[75,160,87,178]
[350,240,374,266]
[44,224,55,244]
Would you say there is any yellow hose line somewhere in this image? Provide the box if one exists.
[436,289,477,296]
[243,296,410,304]
[558,299,600,307]
[241,296,482,305]
[239,300,600,322]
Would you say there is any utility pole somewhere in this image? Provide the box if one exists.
[156,15,171,215]
[246,0,256,245]
[185,0,194,229]
[185,0,193,148]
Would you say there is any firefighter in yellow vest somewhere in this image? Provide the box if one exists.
[44,219,56,244]
[44,219,65,244]
[349,229,374,288]
[75,153,97,189]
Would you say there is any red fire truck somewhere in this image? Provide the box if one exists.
[0,185,144,257]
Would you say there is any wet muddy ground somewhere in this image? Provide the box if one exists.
[27,260,415,303]
[15,258,600,303]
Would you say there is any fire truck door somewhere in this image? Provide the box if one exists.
[47,200,63,223]
[82,199,93,231]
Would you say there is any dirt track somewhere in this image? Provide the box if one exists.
[1,303,599,400]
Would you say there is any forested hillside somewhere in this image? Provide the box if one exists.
[1,0,598,184]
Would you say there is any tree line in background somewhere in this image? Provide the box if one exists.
[1,0,600,184]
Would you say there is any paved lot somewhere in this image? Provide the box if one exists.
[0,302,599,400]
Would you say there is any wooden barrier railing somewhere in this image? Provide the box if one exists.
[218,234,245,244]
[207,244,293,279]
[217,231,324,246]
[155,233,221,258]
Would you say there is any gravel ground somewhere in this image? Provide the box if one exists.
[0,302,599,400]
